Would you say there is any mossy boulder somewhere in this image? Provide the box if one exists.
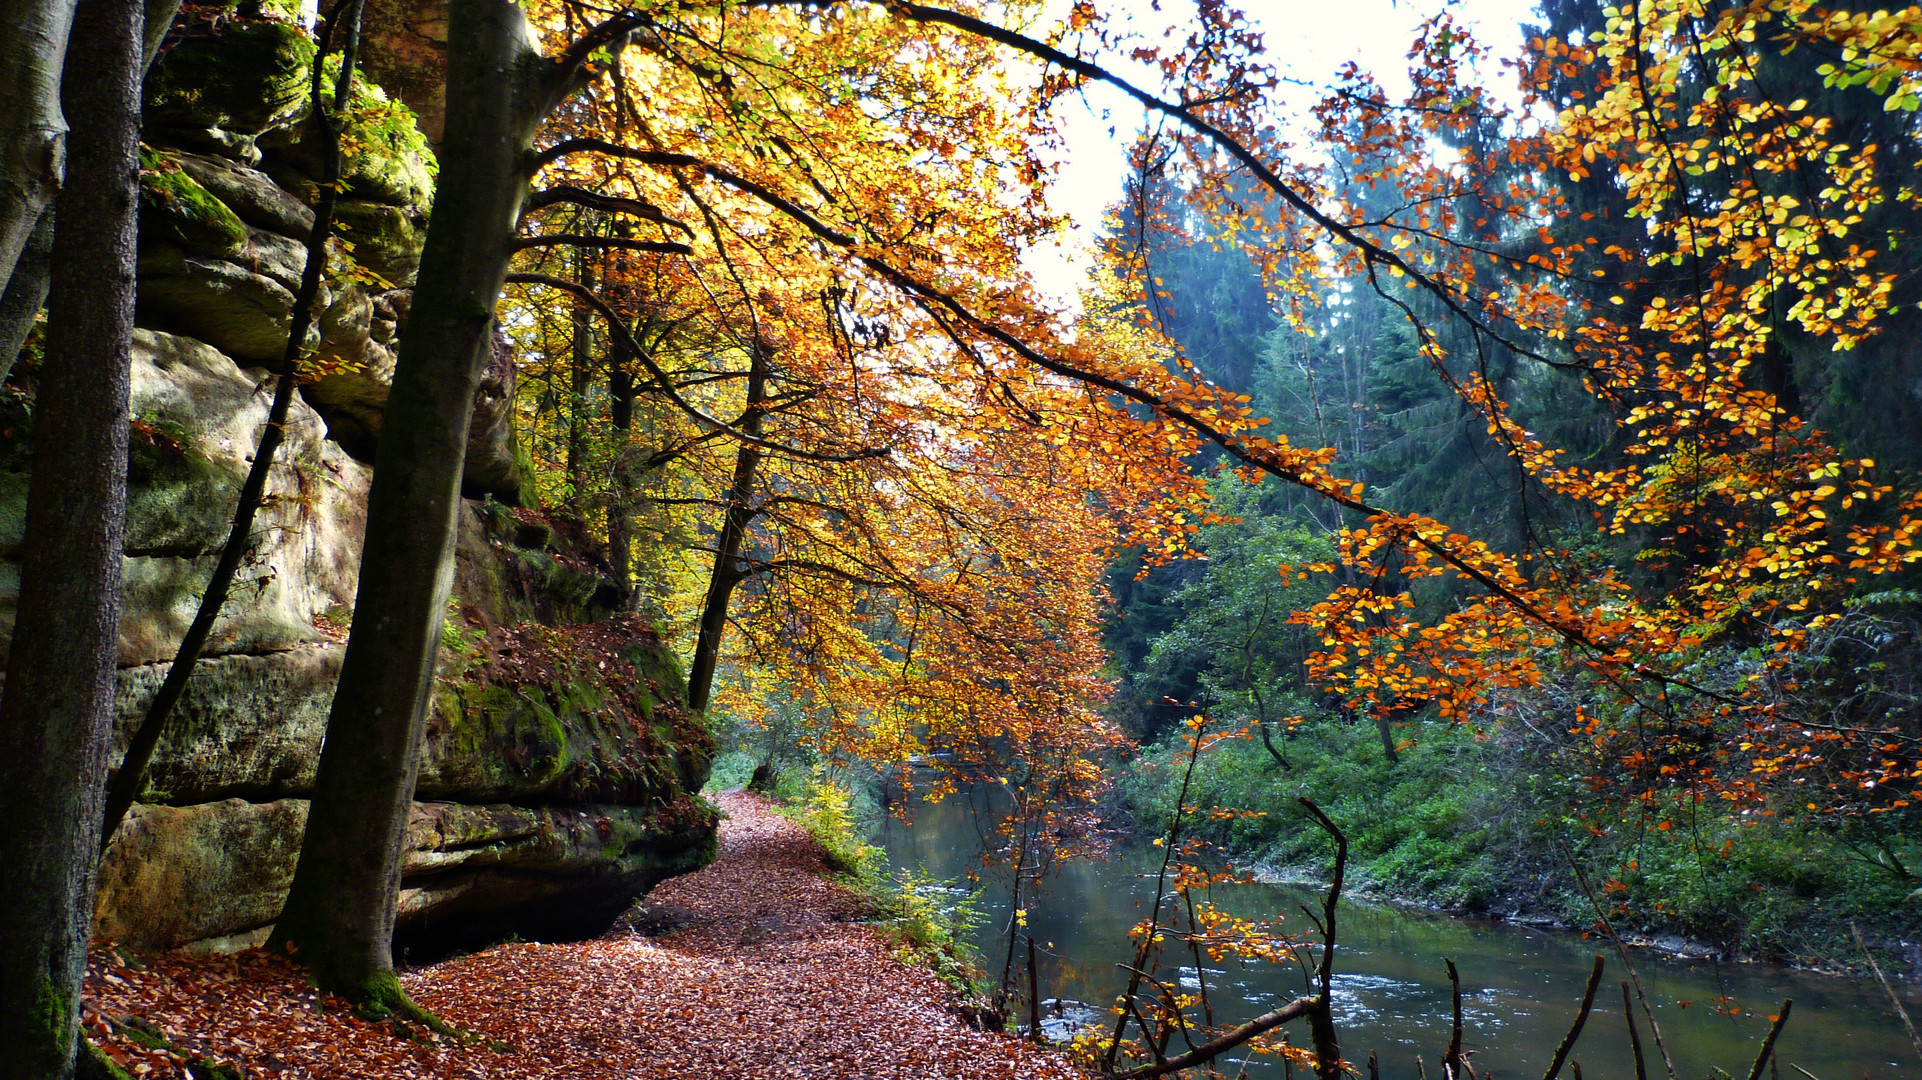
[143,21,315,163]
[0,330,369,665]
[93,798,308,953]
[139,148,249,257]
[171,150,315,237]
[136,244,306,363]
[420,614,713,804]
[329,200,425,287]
[395,796,718,957]
[108,647,343,804]
[260,64,436,211]
[94,796,718,956]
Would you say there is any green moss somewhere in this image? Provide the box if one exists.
[138,148,249,255]
[423,610,714,806]
[102,1018,246,1080]
[30,974,75,1062]
[317,57,437,207]
[331,201,425,286]
[78,1039,134,1080]
[622,638,689,714]
[144,22,316,156]
[352,971,458,1038]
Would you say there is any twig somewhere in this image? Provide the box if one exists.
[1622,983,1649,1080]
[1026,933,1041,1046]
[1744,1000,1791,1080]
[1298,799,1346,1080]
[511,233,690,255]
[1444,957,1478,1079]
[1445,957,1466,1078]
[1563,843,1679,1080]
[1540,955,1605,1080]
[1105,720,1209,1071]
[1111,997,1317,1080]
[1852,921,1922,1065]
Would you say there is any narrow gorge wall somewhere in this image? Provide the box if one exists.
[0,6,716,958]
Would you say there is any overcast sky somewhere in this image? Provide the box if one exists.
[1024,0,1545,304]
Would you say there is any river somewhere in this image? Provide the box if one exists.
[875,790,1922,1078]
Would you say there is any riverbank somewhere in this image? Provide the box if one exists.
[1110,720,1922,982]
[82,792,1083,1079]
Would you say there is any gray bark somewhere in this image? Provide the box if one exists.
[0,0,143,1072]
[0,0,76,301]
[0,210,53,381]
[0,0,181,378]
[268,0,553,996]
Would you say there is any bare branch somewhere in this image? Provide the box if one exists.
[504,271,889,465]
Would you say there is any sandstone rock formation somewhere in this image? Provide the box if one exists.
[0,7,717,958]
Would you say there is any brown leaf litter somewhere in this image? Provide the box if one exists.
[85,791,1085,1079]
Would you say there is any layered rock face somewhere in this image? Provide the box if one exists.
[0,10,716,957]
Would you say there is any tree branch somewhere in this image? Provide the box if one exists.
[1110,997,1316,1080]
[523,185,694,235]
[512,233,691,255]
[504,271,889,464]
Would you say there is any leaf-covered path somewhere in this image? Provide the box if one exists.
[86,792,1083,1078]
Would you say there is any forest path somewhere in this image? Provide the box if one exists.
[408,790,1082,1078]
[87,791,1080,1079]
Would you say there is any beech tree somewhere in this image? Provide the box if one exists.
[0,0,75,302]
[0,0,144,1075]
[268,0,661,1003]
[264,9,1922,1062]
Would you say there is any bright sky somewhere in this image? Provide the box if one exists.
[1024,0,1545,304]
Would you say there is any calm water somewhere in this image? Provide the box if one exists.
[876,791,1922,1079]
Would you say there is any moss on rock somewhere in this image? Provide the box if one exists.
[138,148,249,256]
[420,613,713,804]
[329,201,425,287]
[144,21,316,162]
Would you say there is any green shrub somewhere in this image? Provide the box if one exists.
[873,868,987,996]
[778,773,883,888]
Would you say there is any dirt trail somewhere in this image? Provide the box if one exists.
[86,792,1082,1079]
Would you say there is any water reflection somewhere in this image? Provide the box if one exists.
[875,791,1922,1078]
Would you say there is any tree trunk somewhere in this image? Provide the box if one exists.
[0,0,142,1072]
[0,0,181,376]
[0,210,53,380]
[268,0,549,1001]
[566,253,594,501]
[686,342,770,714]
[607,357,635,604]
[1375,711,1400,766]
[0,0,76,301]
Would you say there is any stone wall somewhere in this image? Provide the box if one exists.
[0,7,716,957]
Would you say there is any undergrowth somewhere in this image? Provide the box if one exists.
[1113,715,1922,972]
